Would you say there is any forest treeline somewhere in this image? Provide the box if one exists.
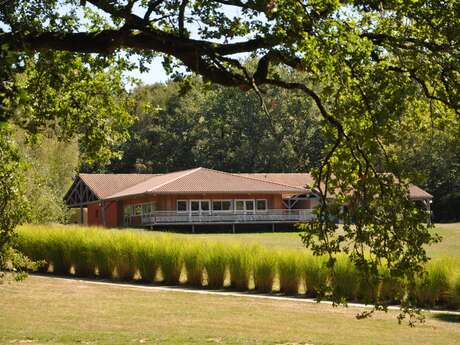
[18,77,460,223]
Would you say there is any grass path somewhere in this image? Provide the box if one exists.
[1,275,460,345]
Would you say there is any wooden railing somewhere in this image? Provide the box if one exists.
[124,209,315,226]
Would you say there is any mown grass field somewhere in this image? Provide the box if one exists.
[1,275,459,345]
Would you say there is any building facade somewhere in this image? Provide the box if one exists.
[64,167,433,230]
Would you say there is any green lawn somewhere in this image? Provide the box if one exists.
[427,223,460,259]
[1,275,459,345]
[147,223,460,259]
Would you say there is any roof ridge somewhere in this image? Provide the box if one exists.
[79,173,160,176]
[236,172,314,189]
[228,171,308,191]
[103,168,197,198]
[148,167,202,192]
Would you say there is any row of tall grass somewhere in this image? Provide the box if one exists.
[16,225,460,309]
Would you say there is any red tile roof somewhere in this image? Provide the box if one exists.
[76,168,433,201]
[409,184,433,200]
[237,173,315,189]
[105,168,307,200]
[79,173,159,199]
[238,173,433,200]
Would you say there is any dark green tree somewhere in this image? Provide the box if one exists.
[108,77,325,173]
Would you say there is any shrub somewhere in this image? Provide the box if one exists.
[91,234,116,279]
[16,226,50,272]
[157,237,184,285]
[451,274,460,308]
[229,244,255,291]
[331,255,360,301]
[378,267,404,305]
[136,240,159,283]
[203,243,228,289]
[302,254,327,297]
[183,242,206,287]
[15,225,460,310]
[278,251,303,295]
[415,258,453,307]
[253,249,277,293]
[104,232,136,281]
[47,228,72,275]
[70,232,96,277]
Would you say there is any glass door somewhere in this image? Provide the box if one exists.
[190,200,211,215]
[234,199,255,214]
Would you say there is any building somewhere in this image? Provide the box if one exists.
[64,167,433,230]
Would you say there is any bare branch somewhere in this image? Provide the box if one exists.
[144,0,164,22]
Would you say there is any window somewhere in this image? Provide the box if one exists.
[256,199,267,211]
[134,205,142,216]
[177,200,188,212]
[245,200,254,211]
[201,200,210,212]
[235,200,245,212]
[235,199,256,214]
[191,200,200,212]
[142,204,151,215]
[222,200,232,211]
[191,200,211,214]
[123,205,132,217]
[212,200,232,212]
[212,200,222,211]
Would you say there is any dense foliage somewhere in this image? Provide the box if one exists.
[107,78,326,173]
[0,125,35,281]
[16,129,80,223]
[0,35,134,280]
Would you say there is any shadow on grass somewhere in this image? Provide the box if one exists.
[432,313,460,323]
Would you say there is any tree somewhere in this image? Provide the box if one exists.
[0,36,134,280]
[16,128,80,224]
[0,124,34,281]
[108,76,325,173]
[1,0,459,319]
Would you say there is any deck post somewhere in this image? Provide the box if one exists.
[79,205,84,225]
[426,200,432,225]
[192,224,195,233]
[272,223,275,232]
[232,224,235,233]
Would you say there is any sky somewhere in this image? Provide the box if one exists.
[127,58,169,85]
[0,2,250,86]
[124,3,245,86]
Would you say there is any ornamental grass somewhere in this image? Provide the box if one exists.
[414,257,455,307]
[331,255,360,301]
[156,237,184,285]
[183,242,206,287]
[302,254,327,297]
[253,248,277,293]
[136,240,160,283]
[278,251,303,295]
[228,244,256,291]
[202,243,228,289]
[69,232,96,277]
[15,224,460,310]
